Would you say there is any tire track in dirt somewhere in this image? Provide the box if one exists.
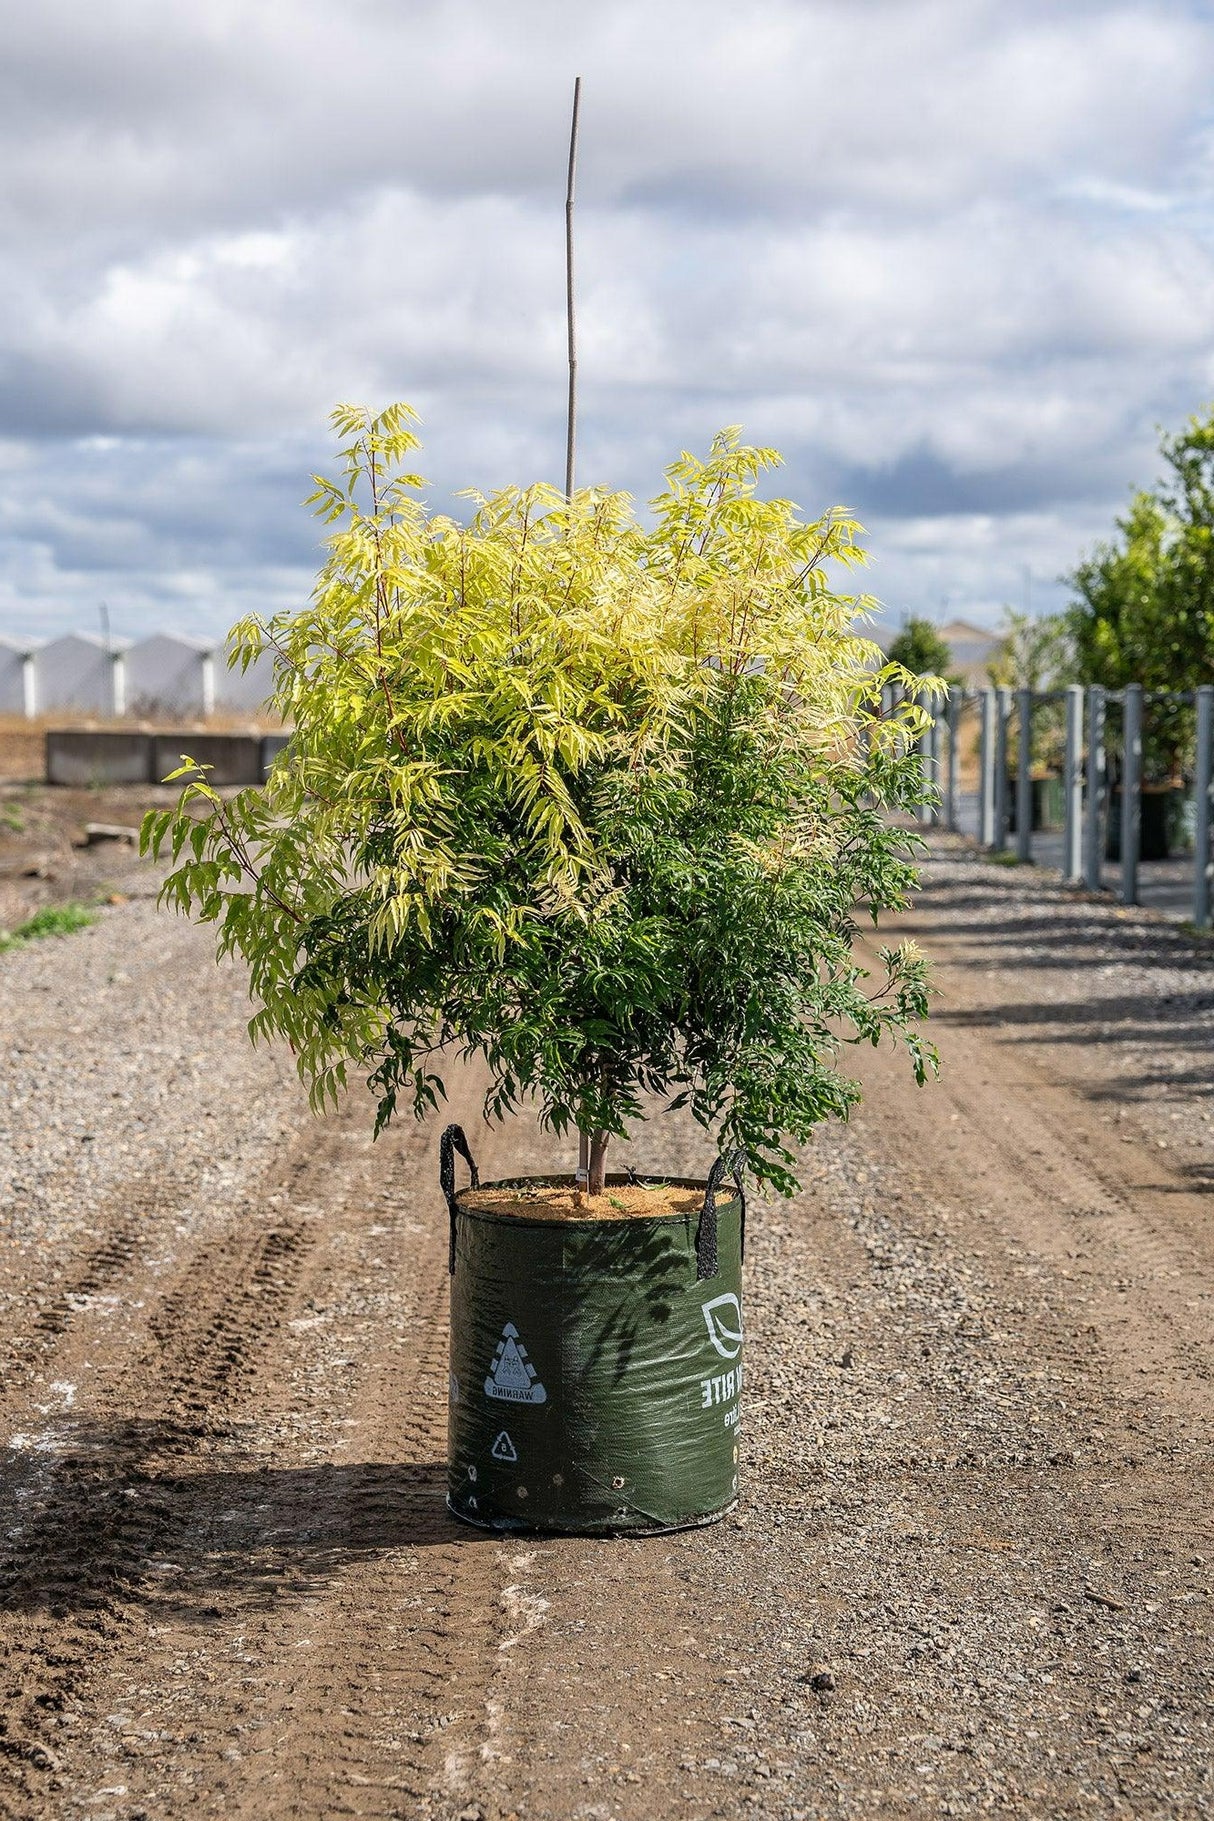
[0,1169,322,1816]
[207,1242,505,1821]
[2,1173,193,1396]
[852,913,1214,1435]
[1,1075,510,1821]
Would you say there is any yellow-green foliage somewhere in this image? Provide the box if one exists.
[145,406,935,1185]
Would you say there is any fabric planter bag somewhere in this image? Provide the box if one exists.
[440,1124,746,1536]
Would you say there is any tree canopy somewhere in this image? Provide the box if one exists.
[886,616,953,684]
[1068,409,1214,772]
[145,405,936,1196]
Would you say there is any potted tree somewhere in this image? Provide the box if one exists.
[145,404,936,1534]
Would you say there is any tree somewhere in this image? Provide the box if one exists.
[1068,410,1214,775]
[886,616,953,685]
[985,607,1073,694]
[145,406,936,1199]
[986,608,1075,772]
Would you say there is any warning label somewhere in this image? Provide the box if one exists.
[490,1430,518,1462]
[484,1322,548,1405]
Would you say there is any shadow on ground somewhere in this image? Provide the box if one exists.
[0,1417,471,1619]
[906,859,1214,1114]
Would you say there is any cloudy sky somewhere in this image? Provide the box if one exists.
[3,0,1214,644]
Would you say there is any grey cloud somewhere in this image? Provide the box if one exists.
[2,0,1214,640]
[2,1,1208,238]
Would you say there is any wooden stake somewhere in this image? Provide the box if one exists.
[565,76,582,501]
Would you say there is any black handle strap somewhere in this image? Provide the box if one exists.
[440,1123,480,1274]
[696,1148,747,1282]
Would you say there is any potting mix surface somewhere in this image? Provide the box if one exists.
[458,1181,705,1220]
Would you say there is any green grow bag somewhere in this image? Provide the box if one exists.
[1105,784,1195,861]
[440,1125,745,1536]
[1005,774,1064,833]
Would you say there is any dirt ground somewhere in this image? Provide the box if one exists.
[1,837,1211,1819]
[0,782,188,933]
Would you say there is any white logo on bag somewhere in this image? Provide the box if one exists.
[702,1293,744,1359]
[490,1431,518,1462]
[484,1322,548,1404]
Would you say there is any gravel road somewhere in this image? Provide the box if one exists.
[1,837,1211,1820]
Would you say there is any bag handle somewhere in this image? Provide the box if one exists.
[696,1147,747,1282]
[440,1123,480,1275]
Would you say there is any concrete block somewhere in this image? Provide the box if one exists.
[46,729,154,786]
[151,733,263,787]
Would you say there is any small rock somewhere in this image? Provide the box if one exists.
[81,822,140,847]
[804,1667,836,1692]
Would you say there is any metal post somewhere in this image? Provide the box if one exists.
[21,650,36,719]
[201,649,216,719]
[945,691,960,832]
[1120,683,1142,906]
[1194,685,1213,930]
[1016,685,1033,863]
[979,689,996,846]
[1083,685,1106,891]
[1063,683,1083,882]
[917,701,933,826]
[993,687,1011,852]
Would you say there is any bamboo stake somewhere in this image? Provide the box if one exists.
[566,76,589,1197]
[564,76,581,502]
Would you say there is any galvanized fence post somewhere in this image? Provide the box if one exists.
[1062,683,1083,883]
[1083,685,1106,891]
[945,691,961,832]
[918,695,935,825]
[1016,686,1033,864]
[1120,683,1142,906]
[979,688,996,846]
[993,687,1011,852]
[1194,685,1213,931]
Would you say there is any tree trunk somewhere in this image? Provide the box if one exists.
[587,1131,609,1198]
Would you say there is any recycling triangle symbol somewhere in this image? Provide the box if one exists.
[484,1322,548,1405]
[491,1431,518,1462]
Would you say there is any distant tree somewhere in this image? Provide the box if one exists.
[986,608,1074,773]
[886,616,952,686]
[1068,410,1214,776]
[986,608,1073,691]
